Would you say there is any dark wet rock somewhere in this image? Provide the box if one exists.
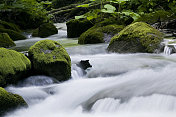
[77,60,92,70]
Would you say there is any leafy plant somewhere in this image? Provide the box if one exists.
[75,0,140,22]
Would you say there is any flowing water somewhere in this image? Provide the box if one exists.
[4,24,176,117]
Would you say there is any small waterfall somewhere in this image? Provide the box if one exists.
[91,94,176,113]
[16,76,57,87]
[71,64,84,79]
[164,46,172,55]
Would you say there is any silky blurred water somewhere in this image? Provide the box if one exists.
[4,23,176,117]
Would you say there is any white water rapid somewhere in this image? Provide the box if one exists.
[4,24,176,117]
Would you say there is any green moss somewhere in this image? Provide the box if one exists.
[66,19,93,38]
[0,33,16,48]
[38,23,58,38]
[0,28,26,41]
[28,40,71,81]
[0,20,21,32]
[78,27,104,44]
[108,22,164,53]
[99,25,125,35]
[78,24,124,44]
[0,48,31,86]
[0,87,27,114]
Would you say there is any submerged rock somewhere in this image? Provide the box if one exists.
[0,87,27,115]
[66,19,93,38]
[77,60,92,70]
[0,33,16,48]
[0,48,31,87]
[28,40,71,81]
[32,23,58,38]
[78,24,124,44]
[108,22,163,53]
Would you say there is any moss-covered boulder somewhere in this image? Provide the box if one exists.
[0,33,16,48]
[66,19,94,38]
[0,20,21,32]
[78,24,124,44]
[107,22,164,53]
[28,40,71,81]
[0,28,26,41]
[32,23,58,38]
[0,87,27,115]
[0,48,31,87]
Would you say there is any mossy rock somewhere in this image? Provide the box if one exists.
[108,22,164,53]
[78,24,124,44]
[0,87,27,115]
[0,33,16,48]
[0,48,31,87]
[66,19,94,38]
[0,28,26,41]
[0,20,21,32]
[37,23,58,38]
[28,40,71,81]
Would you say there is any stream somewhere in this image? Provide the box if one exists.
[4,23,176,117]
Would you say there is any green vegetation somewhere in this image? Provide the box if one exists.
[108,22,163,53]
[74,0,176,25]
[0,48,31,87]
[0,33,15,48]
[0,87,27,115]
[0,0,50,29]
[28,40,71,81]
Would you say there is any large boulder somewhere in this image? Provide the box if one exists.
[0,48,31,87]
[66,19,93,38]
[0,87,27,115]
[107,22,163,53]
[32,23,58,38]
[78,24,124,44]
[0,33,16,48]
[28,40,71,81]
[0,28,26,41]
